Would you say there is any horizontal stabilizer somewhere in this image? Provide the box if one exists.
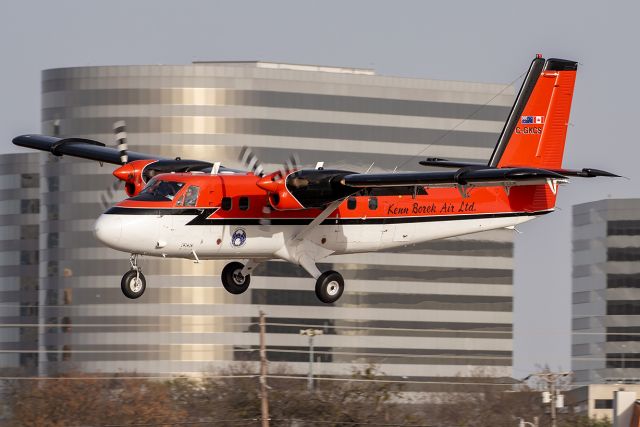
[418,158,485,169]
[548,167,620,178]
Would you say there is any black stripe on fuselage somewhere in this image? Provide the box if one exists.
[105,207,210,216]
[104,206,552,225]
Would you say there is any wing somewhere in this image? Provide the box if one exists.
[13,134,164,165]
[418,157,619,179]
[341,167,570,189]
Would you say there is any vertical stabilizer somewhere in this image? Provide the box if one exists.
[488,56,578,169]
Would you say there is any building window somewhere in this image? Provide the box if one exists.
[221,197,232,211]
[608,274,640,288]
[595,399,613,409]
[608,220,640,236]
[347,197,357,210]
[608,247,640,262]
[368,197,378,210]
[21,199,40,214]
[608,301,640,315]
[239,197,250,211]
[21,173,39,188]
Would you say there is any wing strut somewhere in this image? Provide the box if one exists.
[292,198,344,242]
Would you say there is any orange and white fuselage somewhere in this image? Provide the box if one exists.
[94,172,555,265]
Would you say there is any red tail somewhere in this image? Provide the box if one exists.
[488,57,578,169]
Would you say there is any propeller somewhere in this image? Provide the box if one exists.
[113,120,128,164]
[100,120,129,209]
[238,146,301,226]
[239,146,264,177]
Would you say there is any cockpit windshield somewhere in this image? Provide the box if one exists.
[131,178,185,202]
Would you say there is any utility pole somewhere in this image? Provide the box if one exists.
[259,311,269,427]
[525,371,571,427]
[300,328,323,392]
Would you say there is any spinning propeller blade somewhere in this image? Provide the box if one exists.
[113,120,128,164]
[239,146,264,177]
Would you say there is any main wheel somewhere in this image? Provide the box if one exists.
[121,270,146,299]
[221,262,251,295]
[315,270,344,304]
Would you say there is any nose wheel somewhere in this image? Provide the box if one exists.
[315,270,344,304]
[221,261,251,294]
[121,270,146,299]
[121,254,146,299]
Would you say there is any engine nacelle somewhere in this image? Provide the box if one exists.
[257,169,357,210]
[112,160,157,196]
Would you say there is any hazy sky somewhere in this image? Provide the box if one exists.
[2,0,638,378]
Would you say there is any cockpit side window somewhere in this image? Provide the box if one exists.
[132,178,185,202]
[184,186,200,207]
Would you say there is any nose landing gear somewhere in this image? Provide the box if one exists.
[121,254,146,299]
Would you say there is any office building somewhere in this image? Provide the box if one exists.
[573,199,640,384]
[0,153,40,374]
[7,61,517,386]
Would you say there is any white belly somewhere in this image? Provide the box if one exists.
[95,212,538,260]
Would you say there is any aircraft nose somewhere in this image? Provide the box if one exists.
[94,214,122,248]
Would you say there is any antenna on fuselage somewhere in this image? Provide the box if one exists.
[211,162,221,175]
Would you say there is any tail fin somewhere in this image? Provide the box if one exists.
[488,56,578,169]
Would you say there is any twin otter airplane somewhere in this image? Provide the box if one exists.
[14,56,616,303]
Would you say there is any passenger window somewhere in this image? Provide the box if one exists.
[184,186,200,207]
[368,197,378,210]
[347,197,357,210]
[239,197,249,211]
[221,197,232,211]
[175,195,185,207]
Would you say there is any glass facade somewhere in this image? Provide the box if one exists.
[5,62,518,386]
[572,199,640,383]
[0,153,40,374]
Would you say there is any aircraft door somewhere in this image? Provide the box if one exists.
[335,196,384,245]
[156,209,174,252]
[205,186,225,255]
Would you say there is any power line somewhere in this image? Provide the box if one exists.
[104,418,259,426]
[0,374,520,386]
[8,319,640,337]
[394,68,527,171]
[103,418,442,427]
[0,347,514,360]
[0,321,514,335]
[2,347,636,364]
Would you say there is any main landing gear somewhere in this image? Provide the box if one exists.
[221,261,251,295]
[219,260,345,304]
[121,254,146,299]
[314,270,344,304]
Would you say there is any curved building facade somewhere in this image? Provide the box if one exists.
[33,62,515,382]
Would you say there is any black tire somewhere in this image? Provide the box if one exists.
[121,270,146,299]
[221,262,250,295]
[315,270,344,304]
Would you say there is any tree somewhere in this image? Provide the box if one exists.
[3,372,185,427]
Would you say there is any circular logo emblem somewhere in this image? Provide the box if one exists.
[231,228,247,247]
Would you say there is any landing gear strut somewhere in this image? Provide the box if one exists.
[298,254,345,304]
[221,261,251,294]
[121,254,146,299]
